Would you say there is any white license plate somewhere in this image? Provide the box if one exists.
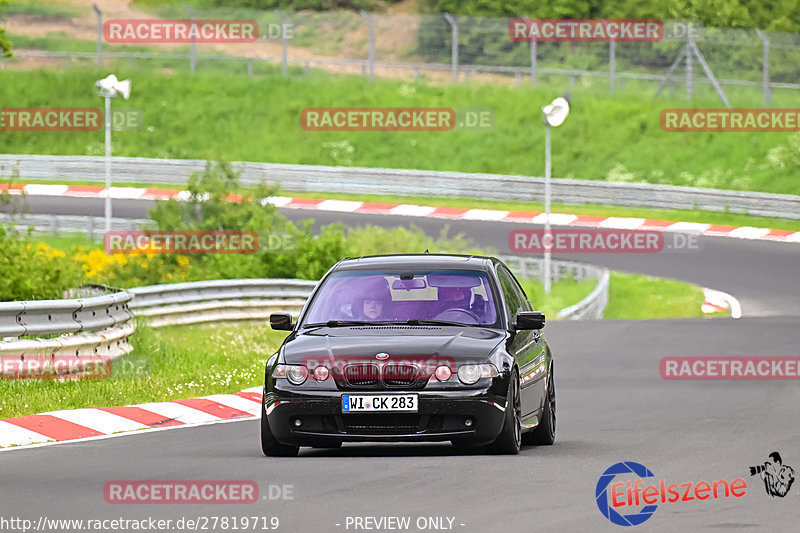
[342,394,418,413]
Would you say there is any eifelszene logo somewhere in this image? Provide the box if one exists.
[749,452,795,498]
[595,461,747,526]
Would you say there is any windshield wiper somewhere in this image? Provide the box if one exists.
[302,319,473,328]
[302,320,403,328]
[403,319,470,327]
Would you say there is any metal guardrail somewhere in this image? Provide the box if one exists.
[1,214,154,238]
[3,154,798,219]
[499,255,610,320]
[0,290,134,338]
[128,279,318,328]
[0,288,136,373]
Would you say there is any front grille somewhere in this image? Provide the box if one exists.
[341,414,421,433]
[343,363,379,388]
[337,362,427,390]
[382,363,421,387]
[295,415,465,435]
[427,415,444,431]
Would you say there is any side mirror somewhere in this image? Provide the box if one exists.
[515,311,545,330]
[270,313,294,331]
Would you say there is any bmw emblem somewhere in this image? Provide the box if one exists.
[375,353,389,360]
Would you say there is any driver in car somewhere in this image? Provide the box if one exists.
[428,286,472,319]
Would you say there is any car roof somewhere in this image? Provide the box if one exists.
[331,254,498,272]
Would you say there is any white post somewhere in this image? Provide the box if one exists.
[543,121,552,295]
[104,95,112,233]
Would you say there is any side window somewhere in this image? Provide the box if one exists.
[509,268,533,312]
[497,267,524,322]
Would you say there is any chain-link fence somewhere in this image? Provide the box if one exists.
[4,5,800,105]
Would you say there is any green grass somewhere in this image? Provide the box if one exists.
[2,1,79,18]
[519,276,597,317]
[604,272,709,319]
[0,321,288,420]
[0,68,798,196]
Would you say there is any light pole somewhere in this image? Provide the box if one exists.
[541,95,570,294]
[95,74,131,233]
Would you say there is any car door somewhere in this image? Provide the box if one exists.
[496,265,547,420]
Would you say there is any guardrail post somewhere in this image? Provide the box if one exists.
[184,5,196,72]
[360,10,376,84]
[755,29,771,106]
[92,3,103,68]
[443,13,458,82]
[275,9,289,76]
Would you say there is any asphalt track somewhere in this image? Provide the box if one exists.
[2,195,799,532]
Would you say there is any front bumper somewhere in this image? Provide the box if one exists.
[265,386,507,447]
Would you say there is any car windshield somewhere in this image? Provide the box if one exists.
[302,269,499,327]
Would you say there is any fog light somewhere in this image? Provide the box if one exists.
[293,418,302,427]
[464,418,473,427]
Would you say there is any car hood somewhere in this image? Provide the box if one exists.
[282,325,506,365]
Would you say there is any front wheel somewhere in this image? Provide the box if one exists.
[488,370,521,455]
[261,401,299,457]
[523,368,556,446]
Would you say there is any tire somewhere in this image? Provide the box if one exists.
[261,401,299,457]
[489,370,521,455]
[523,367,556,446]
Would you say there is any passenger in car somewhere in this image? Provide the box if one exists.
[353,277,394,321]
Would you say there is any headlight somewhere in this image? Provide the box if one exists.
[457,364,499,385]
[272,364,308,385]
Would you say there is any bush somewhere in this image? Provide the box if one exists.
[0,227,87,300]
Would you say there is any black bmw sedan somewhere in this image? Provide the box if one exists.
[262,254,555,456]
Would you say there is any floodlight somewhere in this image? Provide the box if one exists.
[542,96,570,127]
[95,74,131,100]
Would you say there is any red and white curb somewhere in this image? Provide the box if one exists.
[702,288,743,318]
[3,183,800,244]
[0,386,263,450]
